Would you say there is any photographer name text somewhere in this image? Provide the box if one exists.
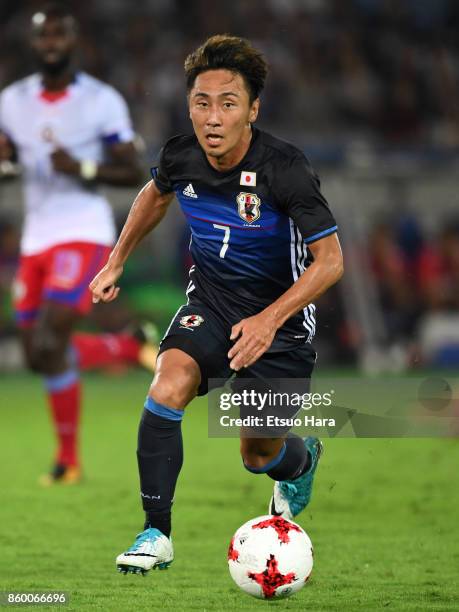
[219,415,335,428]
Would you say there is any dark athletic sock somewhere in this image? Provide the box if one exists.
[243,434,311,482]
[137,398,184,538]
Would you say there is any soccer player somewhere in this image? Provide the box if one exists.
[0,4,158,485]
[90,35,344,574]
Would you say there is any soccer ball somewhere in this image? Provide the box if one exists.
[227,515,313,599]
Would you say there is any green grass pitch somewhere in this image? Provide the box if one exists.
[1,371,458,611]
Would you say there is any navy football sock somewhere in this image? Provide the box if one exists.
[243,434,310,481]
[267,434,311,481]
[137,399,184,538]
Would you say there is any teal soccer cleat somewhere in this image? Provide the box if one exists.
[116,528,173,575]
[269,437,323,520]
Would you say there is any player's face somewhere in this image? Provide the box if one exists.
[31,16,77,76]
[188,69,259,170]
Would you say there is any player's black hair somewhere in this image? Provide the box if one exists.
[184,35,268,103]
[31,2,78,32]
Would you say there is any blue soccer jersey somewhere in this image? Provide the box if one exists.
[152,127,337,351]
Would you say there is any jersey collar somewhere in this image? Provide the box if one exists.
[37,72,81,104]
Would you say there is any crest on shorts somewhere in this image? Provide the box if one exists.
[237,192,261,224]
[179,314,204,329]
[52,250,82,288]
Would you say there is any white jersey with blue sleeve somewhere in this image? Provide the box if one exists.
[0,71,134,255]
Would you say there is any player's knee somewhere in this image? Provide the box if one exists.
[28,332,66,374]
[22,343,38,372]
[150,366,199,409]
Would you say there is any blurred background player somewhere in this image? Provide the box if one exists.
[0,3,158,485]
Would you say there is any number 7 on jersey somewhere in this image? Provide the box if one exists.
[213,224,230,258]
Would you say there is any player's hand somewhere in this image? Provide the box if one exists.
[0,132,14,161]
[50,147,80,176]
[89,262,124,304]
[228,311,278,371]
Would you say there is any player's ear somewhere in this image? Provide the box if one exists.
[248,98,260,124]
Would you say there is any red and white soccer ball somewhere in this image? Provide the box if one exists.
[227,515,313,599]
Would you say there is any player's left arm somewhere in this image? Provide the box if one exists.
[228,233,343,371]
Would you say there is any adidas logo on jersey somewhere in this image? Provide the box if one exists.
[183,183,198,198]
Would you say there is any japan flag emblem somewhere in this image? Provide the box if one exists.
[240,171,256,186]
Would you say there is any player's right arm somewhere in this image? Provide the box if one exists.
[0,131,19,180]
[0,90,19,177]
[0,131,15,161]
[89,180,174,303]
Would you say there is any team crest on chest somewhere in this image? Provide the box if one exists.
[237,192,261,224]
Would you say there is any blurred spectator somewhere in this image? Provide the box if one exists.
[2,0,459,152]
[417,223,459,311]
[369,222,420,342]
[367,219,459,367]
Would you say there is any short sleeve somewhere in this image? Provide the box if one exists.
[0,90,13,140]
[276,155,337,244]
[0,91,5,131]
[99,87,134,144]
[150,145,173,194]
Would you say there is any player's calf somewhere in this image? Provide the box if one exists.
[242,434,309,479]
[19,316,82,477]
[240,437,286,471]
[137,403,184,538]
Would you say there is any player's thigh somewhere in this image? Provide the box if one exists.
[242,344,317,382]
[13,252,48,365]
[236,343,317,442]
[236,344,316,402]
[158,302,233,396]
[12,252,45,329]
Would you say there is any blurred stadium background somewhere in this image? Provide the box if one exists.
[1,0,459,373]
[1,4,459,609]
